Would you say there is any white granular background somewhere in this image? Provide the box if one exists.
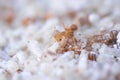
[0,0,120,80]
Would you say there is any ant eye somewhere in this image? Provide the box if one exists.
[59,38,62,41]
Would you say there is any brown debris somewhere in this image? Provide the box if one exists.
[54,24,119,55]
[109,30,118,44]
[67,11,76,18]
[22,18,31,26]
[42,13,54,21]
[22,17,37,26]
[55,24,81,54]
[88,53,97,61]
[5,9,14,24]
[17,69,23,73]
[78,14,91,26]
[56,37,81,54]
[4,70,12,79]
[86,30,119,51]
